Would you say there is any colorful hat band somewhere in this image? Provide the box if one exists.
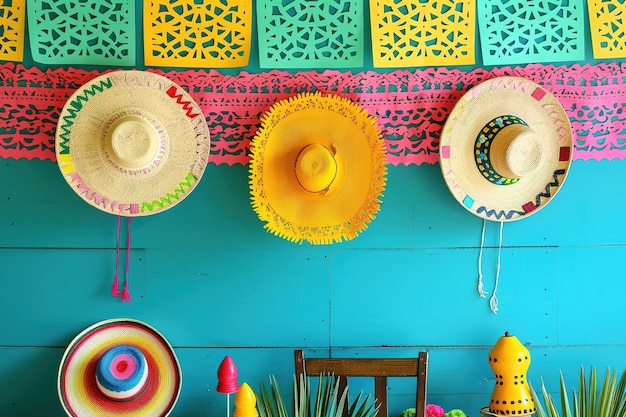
[475,115,534,186]
[96,345,149,401]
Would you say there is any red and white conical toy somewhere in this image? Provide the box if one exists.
[217,356,240,417]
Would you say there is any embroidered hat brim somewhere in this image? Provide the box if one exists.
[440,76,572,221]
[58,318,181,417]
[55,70,210,216]
[249,92,388,244]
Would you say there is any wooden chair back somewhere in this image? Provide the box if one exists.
[294,350,428,417]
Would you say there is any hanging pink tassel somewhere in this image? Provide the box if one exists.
[111,273,120,297]
[121,280,132,302]
[121,217,133,303]
[112,216,121,297]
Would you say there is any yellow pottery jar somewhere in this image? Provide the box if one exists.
[488,332,535,416]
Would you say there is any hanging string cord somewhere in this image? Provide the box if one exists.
[477,218,488,298]
[121,217,132,302]
[111,216,121,297]
[489,221,504,315]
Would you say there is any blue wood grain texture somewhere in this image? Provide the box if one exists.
[2,158,626,417]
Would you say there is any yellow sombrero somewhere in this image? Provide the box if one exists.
[249,92,387,244]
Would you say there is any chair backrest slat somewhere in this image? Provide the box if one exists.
[294,350,429,417]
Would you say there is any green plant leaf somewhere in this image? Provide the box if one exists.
[532,367,626,417]
[541,377,561,417]
[589,367,597,417]
[349,392,380,417]
[259,374,378,417]
[577,367,586,417]
[559,371,573,417]
[612,370,626,417]
[597,369,616,417]
[530,381,548,417]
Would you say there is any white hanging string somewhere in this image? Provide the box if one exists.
[477,218,488,298]
[489,221,504,315]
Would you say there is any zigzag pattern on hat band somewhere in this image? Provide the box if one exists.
[57,78,114,155]
[166,86,200,118]
[139,172,198,214]
[533,168,568,208]
[475,207,525,221]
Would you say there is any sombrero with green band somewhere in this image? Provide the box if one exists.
[55,70,210,216]
[58,318,182,417]
[440,76,573,221]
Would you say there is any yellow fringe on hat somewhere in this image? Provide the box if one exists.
[249,92,387,245]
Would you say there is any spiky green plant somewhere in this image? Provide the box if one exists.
[257,374,379,417]
[530,367,626,417]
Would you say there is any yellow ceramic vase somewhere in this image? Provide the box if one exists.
[488,332,536,416]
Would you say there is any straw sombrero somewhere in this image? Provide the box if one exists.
[58,318,181,417]
[249,92,387,245]
[440,76,572,221]
[55,70,210,216]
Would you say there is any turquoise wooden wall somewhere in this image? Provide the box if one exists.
[2,1,626,417]
[4,159,626,417]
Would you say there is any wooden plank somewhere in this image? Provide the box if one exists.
[303,357,421,376]
[0,247,330,347]
[556,246,626,345]
[329,247,558,346]
[0,347,67,416]
[143,248,332,346]
[7,160,626,251]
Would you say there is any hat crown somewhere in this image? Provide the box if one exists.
[95,345,149,401]
[295,143,338,194]
[108,115,159,168]
[490,124,542,179]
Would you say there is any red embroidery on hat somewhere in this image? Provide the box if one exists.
[559,146,571,161]
[531,87,547,101]
[522,202,537,213]
[166,85,200,118]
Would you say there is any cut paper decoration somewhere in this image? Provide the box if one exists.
[477,0,585,65]
[256,0,364,68]
[370,0,475,67]
[144,0,252,68]
[0,1,25,61]
[588,0,626,58]
[4,62,626,165]
[26,0,135,66]
[440,76,573,222]
[249,92,387,245]
[55,70,211,216]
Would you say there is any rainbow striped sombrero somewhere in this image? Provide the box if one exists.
[58,318,182,417]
